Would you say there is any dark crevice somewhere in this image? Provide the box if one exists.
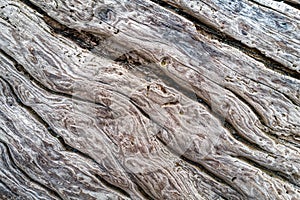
[129,99,151,120]
[112,160,155,200]
[0,77,138,198]
[115,6,300,108]
[117,100,237,198]
[0,49,108,109]
[155,136,245,198]
[236,155,300,188]
[113,55,250,158]
[225,86,273,132]
[0,73,154,200]
[0,57,153,199]
[124,173,155,200]
[179,157,238,200]
[272,0,300,10]
[3,0,299,196]
[149,0,300,81]
[115,51,202,103]
[223,121,270,154]
[14,0,300,111]
[19,0,101,50]
[0,76,116,186]
[20,0,300,87]
[194,92,276,155]
[17,0,300,109]
[0,141,64,200]
[248,0,292,16]
[0,76,100,162]
[221,60,300,108]
[0,179,18,197]
[94,174,131,198]
[126,56,289,174]
[225,124,300,188]
[224,86,300,149]
[1,45,180,200]
[194,94,300,187]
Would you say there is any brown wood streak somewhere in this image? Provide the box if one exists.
[20,0,300,122]
[9,0,300,150]
[0,41,240,200]
[0,0,299,199]
[0,81,132,199]
[0,142,59,200]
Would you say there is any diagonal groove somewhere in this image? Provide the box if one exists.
[0,141,63,200]
[114,97,237,198]
[0,76,142,198]
[223,121,270,154]
[193,95,300,187]
[12,0,300,110]
[235,155,300,188]
[0,50,161,199]
[194,93,278,154]
[4,0,300,196]
[0,49,108,109]
[248,0,296,16]
[93,174,131,198]
[126,66,283,173]
[19,0,101,50]
[272,0,300,10]
[117,55,279,158]
[0,179,18,197]
[4,13,295,193]
[109,157,155,200]
[149,0,300,80]
[1,46,199,200]
[194,93,300,187]
[0,76,102,164]
[19,0,300,107]
[224,86,300,149]
[123,172,155,200]
[225,86,277,132]
[155,136,244,198]
[226,88,267,124]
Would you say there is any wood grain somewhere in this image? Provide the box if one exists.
[0,0,299,199]
[160,0,300,74]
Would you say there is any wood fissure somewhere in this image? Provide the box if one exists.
[0,141,64,200]
[20,0,101,51]
[21,0,300,81]
[149,0,300,81]
[235,155,300,188]
[0,76,103,167]
[156,0,300,77]
[1,0,299,199]
[155,136,243,199]
[272,0,300,9]
[0,49,109,109]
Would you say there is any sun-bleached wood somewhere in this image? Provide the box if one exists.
[0,0,299,199]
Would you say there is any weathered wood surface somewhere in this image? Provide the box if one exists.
[0,0,300,199]
[160,0,300,74]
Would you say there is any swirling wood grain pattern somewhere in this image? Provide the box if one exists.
[0,0,299,199]
[160,0,300,74]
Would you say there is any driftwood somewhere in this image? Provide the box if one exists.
[0,0,300,199]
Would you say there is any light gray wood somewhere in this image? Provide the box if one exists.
[161,0,300,73]
[0,0,299,199]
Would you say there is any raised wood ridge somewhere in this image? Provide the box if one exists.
[0,0,299,199]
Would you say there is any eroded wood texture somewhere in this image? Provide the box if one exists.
[159,0,300,75]
[0,0,300,199]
